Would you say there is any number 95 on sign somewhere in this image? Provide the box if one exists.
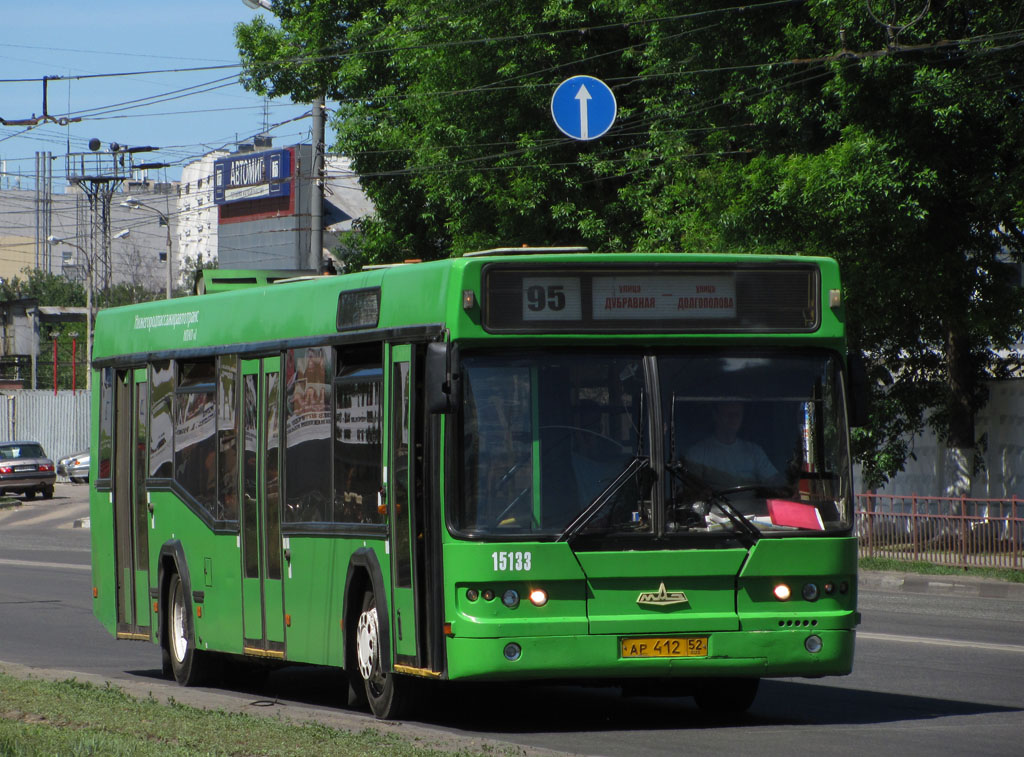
[523,277,582,321]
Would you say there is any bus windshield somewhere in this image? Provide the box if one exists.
[454,349,852,540]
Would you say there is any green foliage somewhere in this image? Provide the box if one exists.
[97,283,163,308]
[236,1,1024,487]
[0,268,85,307]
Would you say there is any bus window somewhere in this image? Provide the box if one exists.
[334,362,383,524]
[174,359,217,514]
[97,367,114,482]
[242,373,259,578]
[457,352,648,536]
[661,352,853,530]
[148,361,174,479]
[264,371,282,580]
[460,362,533,532]
[217,355,240,523]
[284,347,333,523]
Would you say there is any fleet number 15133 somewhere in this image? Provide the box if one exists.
[492,551,532,571]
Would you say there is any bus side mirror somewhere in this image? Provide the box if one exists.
[847,352,870,428]
[426,342,461,414]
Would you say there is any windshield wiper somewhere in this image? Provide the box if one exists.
[704,489,761,545]
[664,461,761,545]
[558,456,650,542]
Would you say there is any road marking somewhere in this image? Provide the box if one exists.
[0,558,90,572]
[0,504,87,528]
[859,631,1024,654]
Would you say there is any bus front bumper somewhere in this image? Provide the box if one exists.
[443,628,855,681]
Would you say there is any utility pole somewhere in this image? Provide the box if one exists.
[310,96,325,272]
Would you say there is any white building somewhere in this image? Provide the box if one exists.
[176,151,228,284]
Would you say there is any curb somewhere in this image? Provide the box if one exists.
[859,569,1024,600]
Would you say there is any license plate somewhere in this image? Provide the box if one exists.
[620,636,708,658]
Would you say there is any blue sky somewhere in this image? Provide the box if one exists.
[0,1,312,186]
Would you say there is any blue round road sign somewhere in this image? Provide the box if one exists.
[550,75,617,141]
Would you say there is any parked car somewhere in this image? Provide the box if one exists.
[0,441,56,499]
[58,450,90,484]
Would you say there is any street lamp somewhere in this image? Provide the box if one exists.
[121,197,172,298]
[47,234,94,390]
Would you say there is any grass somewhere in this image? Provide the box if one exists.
[859,556,1024,583]
[0,674,489,757]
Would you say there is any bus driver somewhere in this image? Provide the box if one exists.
[685,401,780,491]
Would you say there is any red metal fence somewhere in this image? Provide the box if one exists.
[856,494,1023,571]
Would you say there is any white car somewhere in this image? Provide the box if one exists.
[57,450,90,484]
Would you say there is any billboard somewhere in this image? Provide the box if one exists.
[213,147,291,206]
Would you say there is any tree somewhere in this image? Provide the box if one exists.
[0,268,85,307]
[236,1,1024,489]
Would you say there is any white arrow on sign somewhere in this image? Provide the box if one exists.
[551,75,616,141]
[575,84,592,139]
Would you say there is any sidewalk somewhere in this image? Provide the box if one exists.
[859,569,1024,600]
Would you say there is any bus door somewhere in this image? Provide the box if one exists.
[113,368,150,640]
[240,358,286,658]
[387,344,440,674]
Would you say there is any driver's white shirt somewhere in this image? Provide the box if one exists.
[685,436,778,489]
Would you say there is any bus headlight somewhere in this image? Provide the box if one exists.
[805,635,823,654]
[529,589,548,607]
[773,583,792,601]
[501,589,520,608]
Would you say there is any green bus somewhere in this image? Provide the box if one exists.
[90,249,865,718]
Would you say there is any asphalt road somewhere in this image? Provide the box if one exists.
[2,483,1022,756]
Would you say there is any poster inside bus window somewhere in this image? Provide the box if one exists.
[485,264,818,333]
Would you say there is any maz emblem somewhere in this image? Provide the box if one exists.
[637,582,689,607]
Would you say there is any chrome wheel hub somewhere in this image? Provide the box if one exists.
[171,586,189,663]
[356,605,379,681]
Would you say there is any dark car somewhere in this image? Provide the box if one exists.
[0,441,56,499]
[57,450,90,483]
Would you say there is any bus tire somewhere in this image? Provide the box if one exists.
[355,589,409,719]
[694,677,760,714]
[166,572,213,686]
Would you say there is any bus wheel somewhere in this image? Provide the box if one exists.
[355,589,409,719]
[694,677,760,714]
[166,572,212,686]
